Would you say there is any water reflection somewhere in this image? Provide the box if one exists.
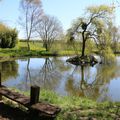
[31,57,61,90]
[17,57,62,91]
[0,61,18,82]
[65,60,120,102]
[65,65,100,99]
[1,57,120,102]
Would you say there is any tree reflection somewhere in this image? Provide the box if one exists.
[52,57,72,72]
[38,58,61,90]
[65,65,97,98]
[93,63,119,101]
[24,57,61,90]
[26,58,31,83]
[0,61,18,82]
[65,61,119,101]
[15,58,32,91]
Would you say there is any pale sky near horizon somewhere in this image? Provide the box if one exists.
[0,0,119,38]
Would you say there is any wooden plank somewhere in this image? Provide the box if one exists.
[31,102,61,117]
[0,87,30,106]
[0,86,61,117]
[0,72,1,87]
[0,73,2,100]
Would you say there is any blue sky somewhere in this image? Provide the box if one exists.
[0,0,119,38]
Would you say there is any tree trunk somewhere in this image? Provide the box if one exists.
[45,43,49,51]
[81,32,86,57]
[80,66,85,91]
[27,40,30,51]
[0,72,1,87]
[81,66,84,81]
[0,72,2,100]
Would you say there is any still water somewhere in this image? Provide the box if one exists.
[1,56,120,102]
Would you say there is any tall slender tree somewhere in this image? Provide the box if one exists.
[19,0,43,50]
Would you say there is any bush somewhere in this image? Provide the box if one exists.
[0,23,18,48]
[101,46,115,64]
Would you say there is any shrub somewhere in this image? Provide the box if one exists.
[0,23,18,48]
[101,46,115,64]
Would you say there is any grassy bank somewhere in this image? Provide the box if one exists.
[5,88,120,120]
[0,41,89,60]
[34,90,120,120]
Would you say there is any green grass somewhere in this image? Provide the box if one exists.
[40,90,120,120]
[8,88,120,120]
[0,41,82,60]
[17,41,44,51]
[0,41,97,59]
[0,40,118,60]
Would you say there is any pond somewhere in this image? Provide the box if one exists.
[1,56,120,102]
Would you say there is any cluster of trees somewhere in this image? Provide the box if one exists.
[0,23,18,48]
[19,0,63,51]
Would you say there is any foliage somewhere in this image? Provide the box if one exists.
[0,23,18,48]
[100,46,115,64]
[110,25,120,53]
[86,40,96,54]
[96,22,116,63]
[66,5,115,62]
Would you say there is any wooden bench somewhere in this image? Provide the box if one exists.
[0,86,61,119]
[0,86,30,106]
[0,73,61,119]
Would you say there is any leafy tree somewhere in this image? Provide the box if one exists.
[36,15,63,51]
[110,25,120,53]
[19,0,43,50]
[0,23,18,48]
[96,22,116,63]
[67,5,114,58]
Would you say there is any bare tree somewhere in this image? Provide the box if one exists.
[19,0,43,50]
[36,15,63,51]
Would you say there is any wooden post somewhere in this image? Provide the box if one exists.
[0,72,2,100]
[0,72,1,87]
[30,86,40,105]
